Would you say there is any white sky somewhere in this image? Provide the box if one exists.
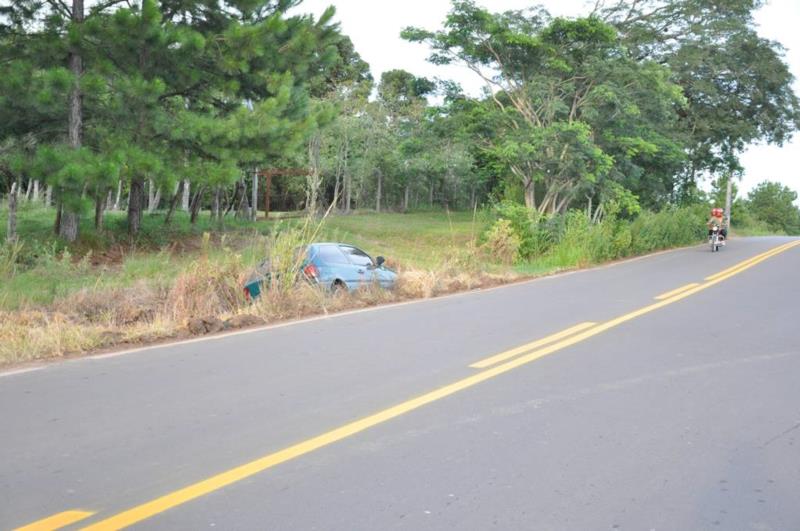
[293,0,800,202]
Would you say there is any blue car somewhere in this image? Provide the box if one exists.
[244,242,398,298]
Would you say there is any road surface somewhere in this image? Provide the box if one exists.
[2,237,799,530]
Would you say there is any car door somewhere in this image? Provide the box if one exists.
[312,244,352,289]
[338,245,375,287]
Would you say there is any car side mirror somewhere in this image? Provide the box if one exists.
[376,256,385,267]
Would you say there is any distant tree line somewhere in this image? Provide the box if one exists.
[1,0,799,242]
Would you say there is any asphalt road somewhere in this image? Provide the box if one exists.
[2,237,799,531]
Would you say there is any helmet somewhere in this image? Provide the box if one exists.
[711,208,723,217]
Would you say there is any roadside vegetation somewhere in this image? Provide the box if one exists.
[0,202,719,366]
[2,0,800,364]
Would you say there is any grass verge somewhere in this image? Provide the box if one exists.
[1,205,705,367]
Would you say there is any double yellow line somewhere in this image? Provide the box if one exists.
[705,240,800,282]
[15,240,800,531]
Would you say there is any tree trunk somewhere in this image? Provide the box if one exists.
[45,185,52,207]
[190,186,204,224]
[251,170,258,221]
[212,185,220,222]
[165,179,183,225]
[32,180,39,202]
[403,184,410,212]
[112,179,122,210]
[128,177,144,235]
[59,208,79,241]
[524,179,535,210]
[94,190,105,230]
[147,179,162,213]
[6,183,17,242]
[333,168,341,212]
[306,134,321,216]
[105,188,113,211]
[54,199,62,235]
[344,170,351,213]
[147,179,153,212]
[236,178,250,220]
[225,181,240,218]
[181,179,190,211]
[375,170,382,213]
[429,179,434,206]
[58,0,84,242]
[152,186,161,212]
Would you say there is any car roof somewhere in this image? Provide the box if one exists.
[312,242,361,248]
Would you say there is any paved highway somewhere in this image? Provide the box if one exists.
[2,237,799,530]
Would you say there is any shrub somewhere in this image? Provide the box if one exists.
[629,205,706,254]
[482,219,521,265]
[485,200,554,259]
[167,255,249,320]
[0,240,24,278]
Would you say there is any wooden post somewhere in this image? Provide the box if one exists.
[251,169,258,221]
[7,182,18,242]
[181,179,190,211]
[263,172,271,220]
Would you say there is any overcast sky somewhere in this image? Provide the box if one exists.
[292,0,800,202]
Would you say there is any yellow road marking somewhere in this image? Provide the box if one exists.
[705,241,797,281]
[15,510,95,531]
[470,322,597,368]
[655,283,700,300]
[78,240,799,530]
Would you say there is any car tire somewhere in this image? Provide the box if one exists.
[331,280,347,296]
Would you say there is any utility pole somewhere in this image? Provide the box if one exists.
[725,175,733,230]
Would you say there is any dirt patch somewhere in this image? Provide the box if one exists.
[89,245,126,267]
[187,316,225,335]
[224,314,267,330]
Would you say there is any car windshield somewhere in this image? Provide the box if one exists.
[339,246,374,267]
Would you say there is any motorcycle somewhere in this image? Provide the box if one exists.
[709,225,725,252]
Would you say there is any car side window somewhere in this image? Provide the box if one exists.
[314,245,349,265]
[339,246,374,267]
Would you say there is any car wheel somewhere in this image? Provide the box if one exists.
[331,280,347,296]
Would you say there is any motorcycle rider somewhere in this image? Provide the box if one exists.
[707,207,727,242]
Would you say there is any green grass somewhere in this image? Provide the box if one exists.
[0,201,715,365]
[0,205,488,310]
[321,211,483,268]
[730,225,784,237]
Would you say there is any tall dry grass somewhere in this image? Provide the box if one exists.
[0,234,515,366]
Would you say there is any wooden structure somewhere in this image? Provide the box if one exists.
[256,167,308,219]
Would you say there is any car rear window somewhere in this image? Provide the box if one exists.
[339,246,374,267]
[314,245,349,264]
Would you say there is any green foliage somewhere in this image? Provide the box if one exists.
[628,206,708,254]
[404,3,689,214]
[0,240,24,278]
[1,0,364,237]
[745,181,800,235]
[731,205,775,236]
[3,0,798,248]
[481,219,521,265]
[485,198,706,267]
[601,0,800,182]
[487,200,550,259]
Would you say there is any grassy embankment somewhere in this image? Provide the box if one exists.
[0,207,505,365]
[1,204,707,366]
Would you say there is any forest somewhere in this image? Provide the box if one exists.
[1,0,799,243]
